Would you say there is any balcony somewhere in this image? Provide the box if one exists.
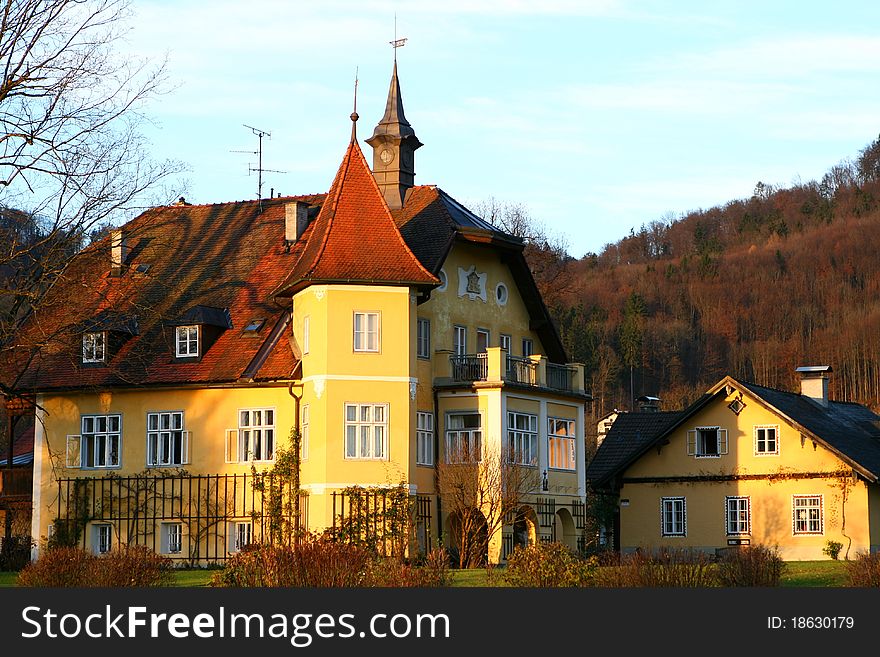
[0,469,32,499]
[444,348,586,395]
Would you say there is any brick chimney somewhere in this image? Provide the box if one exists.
[110,228,129,275]
[796,365,832,407]
[285,201,309,243]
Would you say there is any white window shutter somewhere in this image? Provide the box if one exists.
[225,429,238,463]
[686,430,696,456]
[182,431,191,465]
[719,429,729,455]
[66,435,82,468]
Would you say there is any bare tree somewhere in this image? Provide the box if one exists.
[437,445,537,568]
[0,0,183,394]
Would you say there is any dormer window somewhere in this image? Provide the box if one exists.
[82,332,106,363]
[176,325,199,357]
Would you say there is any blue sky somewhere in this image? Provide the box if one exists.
[129,0,880,257]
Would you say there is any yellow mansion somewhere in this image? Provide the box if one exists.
[16,62,589,564]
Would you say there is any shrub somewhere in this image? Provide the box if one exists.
[504,542,597,587]
[822,540,843,560]
[0,535,34,571]
[845,551,880,587]
[594,547,717,587]
[17,545,172,587]
[716,545,784,587]
[211,535,451,588]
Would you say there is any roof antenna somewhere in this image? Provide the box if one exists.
[231,124,286,211]
[350,67,359,140]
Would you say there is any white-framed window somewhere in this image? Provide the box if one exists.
[755,426,779,455]
[792,495,823,535]
[93,524,112,554]
[416,411,434,466]
[147,411,189,467]
[453,325,467,356]
[417,318,431,359]
[686,426,728,458]
[233,521,252,552]
[495,283,509,306]
[82,332,106,363]
[344,403,388,459]
[726,496,751,535]
[476,328,490,353]
[353,312,380,352]
[437,269,448,292]
[522,338,533,358]
[500,334,512,353]
[303,316,310,354]
[507,411,537,466]
[300,404,309,460]
[162,523,183,554]
[176,325,199,357]
[446,413,482,463]
[548,417,577,470]
[80,414,122,468]
[238,408,275,462]
[661,497,686,537]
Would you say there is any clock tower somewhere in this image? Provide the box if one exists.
[366,59,422,210]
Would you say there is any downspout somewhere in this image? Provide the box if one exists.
[288,382,303,538]
[433,386,442,549]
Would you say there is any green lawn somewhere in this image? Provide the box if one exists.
[0,561,853,588]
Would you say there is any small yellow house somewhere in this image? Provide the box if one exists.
[15,61,589,565]
[588,367,880,560]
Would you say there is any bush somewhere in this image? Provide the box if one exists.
[17,545,172,587]
[0,535,34,571]
[211,535,451,588]
[716,545,784,587]
[594,547,717,587]
[845,551,880,586]
[822,540,843,560]
[504,542,597,587]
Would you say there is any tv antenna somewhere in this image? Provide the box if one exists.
[230,124,286,203]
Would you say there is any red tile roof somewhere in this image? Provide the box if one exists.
[275,138,437,297]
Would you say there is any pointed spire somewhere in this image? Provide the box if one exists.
[350,68,359,142]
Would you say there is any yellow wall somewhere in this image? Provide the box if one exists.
[618,385,872,559]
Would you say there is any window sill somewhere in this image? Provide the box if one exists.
[416,462,435,468]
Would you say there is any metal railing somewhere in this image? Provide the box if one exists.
[505,355,538,385]
[331,489,433,557]
[450,353,488,382]
[547,363,575,392]
[448,353,577,393]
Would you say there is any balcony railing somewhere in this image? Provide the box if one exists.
[448,351,582,394]
[0,469,32,498]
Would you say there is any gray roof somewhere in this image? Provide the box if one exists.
[587,411,684,487]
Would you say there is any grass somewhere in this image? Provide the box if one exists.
[0,560,853,588]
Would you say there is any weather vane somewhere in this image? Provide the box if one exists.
[390,13,407,56]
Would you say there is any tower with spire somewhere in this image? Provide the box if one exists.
[366,56,422,210]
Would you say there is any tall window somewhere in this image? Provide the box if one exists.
[353,312,379,352]
[416,411,434,466]
[81,414,121,468]
[417,318,431,359]
[548,417,577,470]
[522,338,533,358]
[453,325,467,356]
[300,404,309,460]
[176,325,199,357]
[147,411,187,467]
[303,316,310,354]
[82,332,106,363]
[446,413,481,463]
[661,497,686,537]
[238,409,275,461]
[344,403,388,459]
[163,523,183,554]
[792,495,823,535]
[507,412,537,465]
[476,329,490,353]
[234,521,252,551]
[726,496,750,535]
[755,426,778,455]
[94,524,112,554]
[500,334,511,353]
[687,427,728,457]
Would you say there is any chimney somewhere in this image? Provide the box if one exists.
[110,228,129,275]
[636,395,661,412]
[285,201,310,243]
[796,365,832,407]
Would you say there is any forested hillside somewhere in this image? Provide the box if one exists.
[532,135,880,418]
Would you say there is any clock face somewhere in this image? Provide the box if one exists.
[379,148,394,165]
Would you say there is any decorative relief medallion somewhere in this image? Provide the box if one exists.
[410,381,418,401]
[314,287,325,301]
[313,378,325,399]
[457,265,487,302]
